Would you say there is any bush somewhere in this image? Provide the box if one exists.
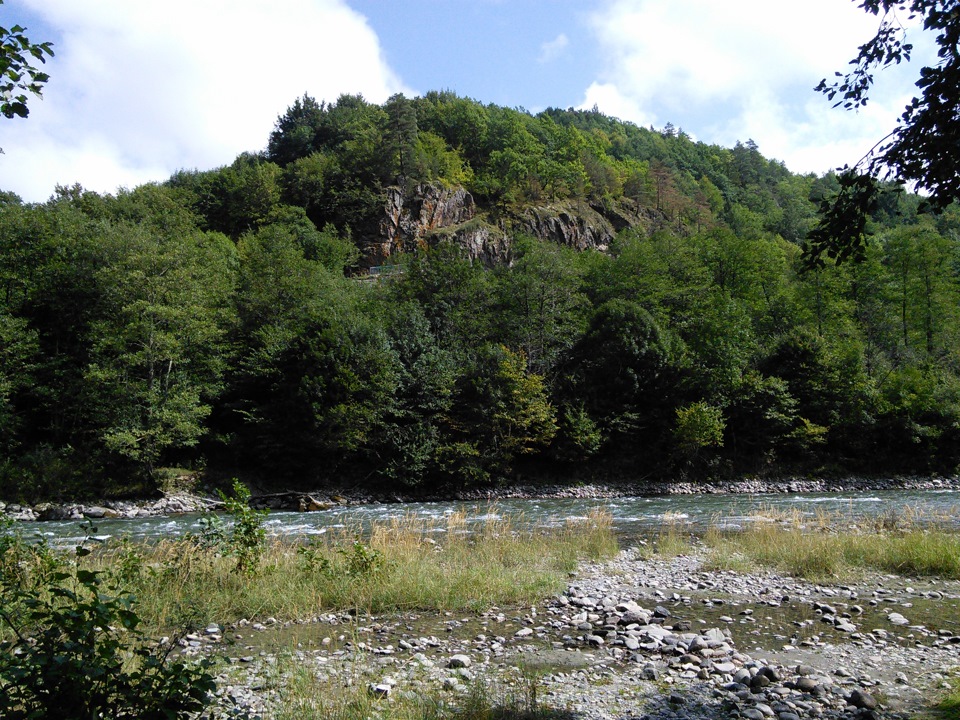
[199,478,268,573]
[0,528,215,720]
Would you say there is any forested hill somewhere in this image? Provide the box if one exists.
[2,91,960,501]
[173,92,831,266]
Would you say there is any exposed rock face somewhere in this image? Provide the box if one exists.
[513,203,616,251]
[363,183,661,268]
[450,223,512,265]
[369,184,478,264]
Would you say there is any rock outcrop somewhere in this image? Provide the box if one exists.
[511,202,616,251]
[362,183,661,268]
[367,184,480,264]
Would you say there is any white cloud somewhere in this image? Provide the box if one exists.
[579,82,656,128]
[582,0,932,175]
[539,33,570,64]
[1,0,409,202]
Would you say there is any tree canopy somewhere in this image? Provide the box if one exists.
[2,90,960,500]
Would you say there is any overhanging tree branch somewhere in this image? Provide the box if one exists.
[803,0,960,267]
[0,0,54,120]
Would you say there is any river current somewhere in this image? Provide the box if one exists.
[13,487,960,547]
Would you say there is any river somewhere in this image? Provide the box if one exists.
[12,487,960,547]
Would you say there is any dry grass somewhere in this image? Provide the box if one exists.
[85,509,617,633]
[259,651,571,720]
[703,508,960,581]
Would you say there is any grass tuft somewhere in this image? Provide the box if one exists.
[703,510,960,581]
[81,509,617,633]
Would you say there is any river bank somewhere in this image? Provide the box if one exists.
[4,474,960,523]
[188,542,959,719]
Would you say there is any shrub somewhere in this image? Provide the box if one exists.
[0,531,214,719]
[215,478,269,573]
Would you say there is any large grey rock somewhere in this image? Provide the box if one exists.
[447,654,471,669]
[847,689,879,709]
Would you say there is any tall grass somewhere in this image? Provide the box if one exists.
[651,514,695,558]
[86,509,617,633]
[703,509,960,581]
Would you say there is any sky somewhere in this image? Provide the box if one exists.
[0,0,935,203]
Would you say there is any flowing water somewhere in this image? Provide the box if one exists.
[12,487,960,547]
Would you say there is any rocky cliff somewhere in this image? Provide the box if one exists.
[362,184,660,267]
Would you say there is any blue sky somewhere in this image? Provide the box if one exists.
[346,0,601,110]
[0,0,934,202]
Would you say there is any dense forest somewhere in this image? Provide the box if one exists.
[2,91,960,501]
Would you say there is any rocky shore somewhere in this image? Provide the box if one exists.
[175,544,958,719]
[3,474,960,522]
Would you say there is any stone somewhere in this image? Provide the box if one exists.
[758,666,781,682]
[704,628,727,644]
[642,624,673,641]
[448,654,471,669]
[795,677,819,693]
[847,690,879,710]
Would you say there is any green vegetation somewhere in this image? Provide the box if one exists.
[0,523,214,719]
[0,511,615,717]
[703,512,960,581]
[808,1,960,267]
[77,510,616,631]
[938,678,960,720]
[0,0,54,122]
[2,91,960,500]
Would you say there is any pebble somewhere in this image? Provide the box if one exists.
[180,541,959,720]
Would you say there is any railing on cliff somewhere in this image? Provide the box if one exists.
[354,265,405,283]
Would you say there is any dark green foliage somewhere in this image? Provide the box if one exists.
[809,0,960,264]
[0,529,214,719]
[384,93,419,185]
[3,90,960,497]
[373,304,457,487]
[442,344,557,483]
[561,299,681,459]
[803,169,884,267]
